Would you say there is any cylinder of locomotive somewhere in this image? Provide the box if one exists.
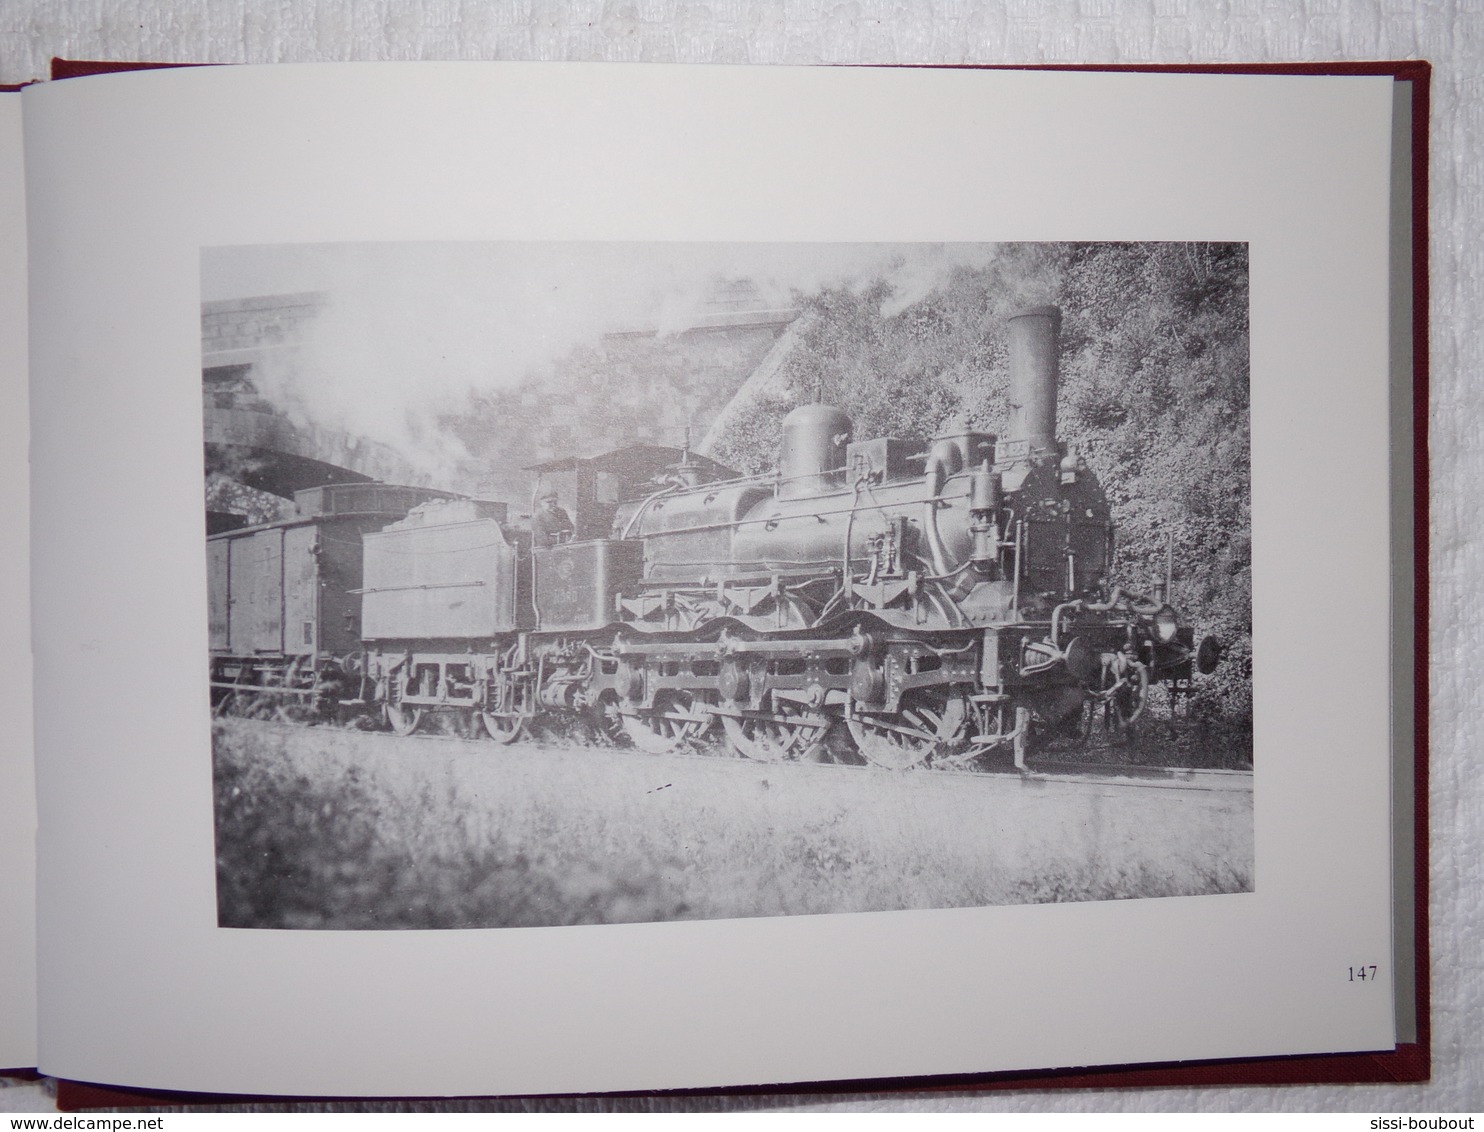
[1006,306,1061,460]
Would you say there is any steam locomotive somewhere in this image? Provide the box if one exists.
[209,306,1219,769]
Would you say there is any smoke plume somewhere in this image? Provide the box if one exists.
[203,242,1000,487]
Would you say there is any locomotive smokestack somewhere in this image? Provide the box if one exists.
[1006,306,1061,461]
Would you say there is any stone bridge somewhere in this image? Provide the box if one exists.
[202,293,430,499]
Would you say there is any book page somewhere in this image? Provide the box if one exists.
[25,63,1395,1096]
[0,91,37,1072]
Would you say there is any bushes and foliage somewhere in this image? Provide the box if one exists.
[205,473,294,526]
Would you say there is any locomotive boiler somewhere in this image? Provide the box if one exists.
[354,306,1219,768]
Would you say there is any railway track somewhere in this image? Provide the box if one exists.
[967,759,1252,793]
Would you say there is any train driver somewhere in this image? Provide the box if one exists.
[531,487,575,547]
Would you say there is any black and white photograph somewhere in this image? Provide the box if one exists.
[203,240,1253,931]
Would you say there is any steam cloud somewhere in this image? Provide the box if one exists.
[203,242,999,487]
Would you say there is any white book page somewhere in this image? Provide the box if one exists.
[0,91,37,1072]
[25,63,1395,1096]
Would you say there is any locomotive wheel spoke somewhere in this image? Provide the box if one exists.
[721,706,829,763]
[621,691,712,756]
[847,693,966,771]
[385,702,424,737]
[478,672,528,745]
[592,692,630,747]
[480,712,526,745]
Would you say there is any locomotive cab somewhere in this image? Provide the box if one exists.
[527,444,739,543]
[526,444,742,630]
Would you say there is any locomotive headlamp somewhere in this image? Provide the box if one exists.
[1152,605,1180,642]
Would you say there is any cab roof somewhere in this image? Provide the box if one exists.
[524,444,738,483]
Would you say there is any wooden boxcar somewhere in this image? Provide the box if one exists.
[208,483,454,714]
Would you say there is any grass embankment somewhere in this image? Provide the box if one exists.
[214,719,1252,930]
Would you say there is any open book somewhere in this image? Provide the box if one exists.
[0,61,1425,1099]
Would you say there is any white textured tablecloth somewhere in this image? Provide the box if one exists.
[0,0,1477,1115]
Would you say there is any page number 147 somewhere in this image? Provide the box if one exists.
[1349,965,1379,982]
